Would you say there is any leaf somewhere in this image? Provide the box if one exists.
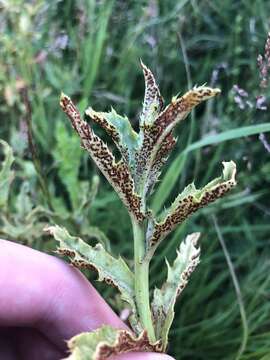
[46,225,143,333]
[136,86,221,196]
[60,93,145,222]
[146,132,177,195]
[140,60,164,126]
[64,325,162,360]
[152,233,200,350]
[148,161,236,254]
[85,107,139,171]
[54,121,82,209]
[46,225,134,303]
[152,122,270,213]
[0,140,15,209]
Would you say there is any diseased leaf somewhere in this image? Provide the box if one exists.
[146,131,176,195]
[60,94,145,222]
[46,225,135,306]
[147,161,236,255]
[140,60,164,126]
[136,86,221,196]
[46,225,142,334]
[0,140,15,209]
[152,233,200,350]
[64,325,162,360]
[85,107,139,172]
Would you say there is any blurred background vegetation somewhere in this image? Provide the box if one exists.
[1,0,270,359]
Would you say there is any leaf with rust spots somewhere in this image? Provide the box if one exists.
[147,161,236,256]
[64,325,162,360]
[85,107,139,173]
[60,93,145,222]
[140,60,164,126]
[146,132,176,195]
[152,233,200,350]
[136,86,221,197]
[45,225,143,333]
[0,140,15,209]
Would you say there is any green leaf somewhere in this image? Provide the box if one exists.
[148,161,236,255]
[152,233,200,349]
[46,225,143,332]
[54,121,81,209]
[85,107,139,171]
[64,325,161,360]
[0,140,15,209]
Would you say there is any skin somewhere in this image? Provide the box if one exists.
[0,239,174,360]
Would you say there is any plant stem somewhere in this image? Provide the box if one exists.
[132,218,156,343]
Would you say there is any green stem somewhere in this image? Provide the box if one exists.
[132,218,156,343]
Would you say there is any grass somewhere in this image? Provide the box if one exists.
[1,0,270,359]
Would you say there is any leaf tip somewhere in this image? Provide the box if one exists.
[60,92,70,109]
[222,160,237,185]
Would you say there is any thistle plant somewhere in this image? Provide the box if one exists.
[47,61,236,359]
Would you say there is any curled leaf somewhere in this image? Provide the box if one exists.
[140,60,164,126]
[148,161,236,254]
[60,93,145,222]
[152,233,200,349]
[136,86,221,195]
[85,107,139,172]
[65,325,162,360]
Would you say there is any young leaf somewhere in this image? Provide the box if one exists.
[64,325,162,360]
[152,233,200,350]
[85,107,139,172]
[46,225,135,307]
[60,94,145,222]
[140,60,164,126]
[136,86,221,195]
[147,161,236,255]
[0,140,15,209]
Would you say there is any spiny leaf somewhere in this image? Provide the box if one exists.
[64,325,162,360]
[140,60,164,126]
[152,233,200,349]
[136,86,221,196]
[46,225,135,307]
[0,140,15,209]
[60,93,145,222]
[147,161,236,255]
[85,107,139,172]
